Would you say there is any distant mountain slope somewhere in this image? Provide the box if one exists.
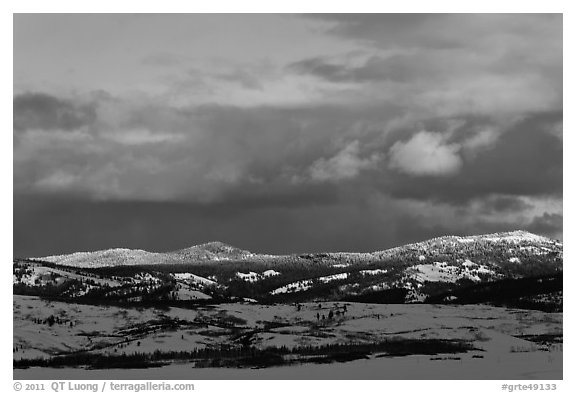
[168,241,255,261]
[39,241,255,268]
[372,230,562,263]
[17,230,562,309]
[36,230,562,269]
[42,248,161,268]
[376,230,560,256]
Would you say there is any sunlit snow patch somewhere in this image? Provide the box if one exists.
[359,269,388,276]
[237,270,281,282]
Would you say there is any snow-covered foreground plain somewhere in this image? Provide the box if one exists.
[13,295,562,379]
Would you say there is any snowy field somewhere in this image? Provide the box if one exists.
[13,295,562,379]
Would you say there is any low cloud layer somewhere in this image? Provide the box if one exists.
[14,92,96,132]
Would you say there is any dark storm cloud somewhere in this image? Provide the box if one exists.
[14,92,96,132]
[12,14,562,256]
[288,50,557,86]
[169,102,401,192]
[306,14,449,48]
[477,195,533,214]
[288,57,359,83]
[208,182,343,210]
[215,69,264,90]
[13,96,561,257]
[526,213,563,240]
[287,55,417,83]
[12,195,415,256]
[306,14,562,51]
[13,93,398,206]
[455,112,562,197]
[13,91,561,210]
[15,191,558,258]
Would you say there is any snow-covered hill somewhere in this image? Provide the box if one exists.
[42,248,161,268]
[39,241,257,268]
[16,230,562,308]
[169,241,255,262]
[35,230,562,270]
[374,230,561,259]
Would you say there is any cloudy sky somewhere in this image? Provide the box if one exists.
[13,14,562,257]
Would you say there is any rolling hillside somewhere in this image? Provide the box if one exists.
[15,230,562,310]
